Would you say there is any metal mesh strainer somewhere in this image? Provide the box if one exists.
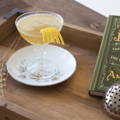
[104,83,120,119]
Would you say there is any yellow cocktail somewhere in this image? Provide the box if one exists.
[15,12,63,45]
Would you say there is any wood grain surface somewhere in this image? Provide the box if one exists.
[0,9,112,120]
[0,0,106,33]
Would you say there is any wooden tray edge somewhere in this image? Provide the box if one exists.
[0,8,103,50]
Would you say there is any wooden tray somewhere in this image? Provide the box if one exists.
[0,8,112,120]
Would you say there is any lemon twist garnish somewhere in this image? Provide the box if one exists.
[40,27,64,45]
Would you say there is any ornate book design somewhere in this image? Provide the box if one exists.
[89,16,120,96]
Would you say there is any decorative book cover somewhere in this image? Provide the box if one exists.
[89,16,120,96]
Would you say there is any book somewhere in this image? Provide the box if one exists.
[89,16,120,97]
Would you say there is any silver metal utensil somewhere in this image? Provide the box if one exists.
[104,83,120,119]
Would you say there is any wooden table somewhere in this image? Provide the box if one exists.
[0,0,106,33]
[0,1,112,120]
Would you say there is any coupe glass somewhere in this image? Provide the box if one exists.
[15,11,64,81]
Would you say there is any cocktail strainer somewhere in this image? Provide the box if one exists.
[104,83,120,119]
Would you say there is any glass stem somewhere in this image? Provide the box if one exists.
[40,43,48,63]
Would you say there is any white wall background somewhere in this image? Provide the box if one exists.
[75,0,120,17]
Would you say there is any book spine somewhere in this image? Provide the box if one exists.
[89,16,114,94]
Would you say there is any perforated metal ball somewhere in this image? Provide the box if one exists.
[104,83,120,119]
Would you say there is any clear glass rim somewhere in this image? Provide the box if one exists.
[15,11,64,36]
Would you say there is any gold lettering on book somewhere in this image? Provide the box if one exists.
[107,71,115,81]
[114,32,120,42]
[107,71,120,81]
[116,74,120,79]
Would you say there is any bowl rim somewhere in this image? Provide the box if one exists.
[15,11,64,36]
